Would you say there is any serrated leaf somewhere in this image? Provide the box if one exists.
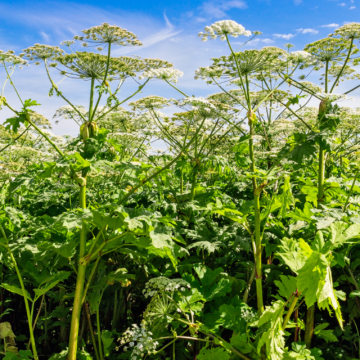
[197,347,230,360]
[274,275,297,300]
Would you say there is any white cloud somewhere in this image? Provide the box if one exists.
[39,31,50,42]
[297,28,319,34]
[321,23,339,28]
[114,14,182,55]
[339,2,346,5]
[273,33,295,39]
[200,0,248,17]
[247,38,275,45]
[294,0,302,4]
[350,6,356,9]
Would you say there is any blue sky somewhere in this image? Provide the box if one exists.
[0,0,359,135]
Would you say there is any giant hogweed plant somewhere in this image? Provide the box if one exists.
[0,20,360,360]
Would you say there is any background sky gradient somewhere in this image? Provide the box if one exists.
[0,0,358,135]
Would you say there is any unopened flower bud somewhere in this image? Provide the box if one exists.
[89,122,99,137]
[80,121,90,141]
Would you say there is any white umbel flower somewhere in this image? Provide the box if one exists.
[198,20,252,41]
[139,68,183,83]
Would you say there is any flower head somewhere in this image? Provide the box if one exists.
[139,67,183,83]
[199,20,251,41]
[0,50,28,66]
[22,44,65,62]
[74,23,142,46]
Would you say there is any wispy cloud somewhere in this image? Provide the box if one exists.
[350,6,356,9]
[321,23,339,28]
[200,0,248,18]
[338,3,346,6]
[294,0,302,4]
[247,38,275,45]
[115,14,182,55]
[297,28,319,34]
[39,31,50,42]
[273,33,295,39]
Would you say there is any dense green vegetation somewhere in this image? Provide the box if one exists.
[0,20,360,360]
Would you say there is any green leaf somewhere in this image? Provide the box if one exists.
[4,114,27,133]
[258,300,285,328]
[297,252,327,308]
[217,303,249,334]
[23,99,41,108]
[101,330,114,357]
[349,290,360,298]
[257,300,285,360]
[279,176,295,218]
[314,323,338,342]
[3,350,33,360]
[37,240,78,259]
[276,238,307,273]
[197,347,230,360]
[33,271,71,300]
[0,283,33,302]
[230,333,254,355]
[288,202,313,222]
[274,275,297,300]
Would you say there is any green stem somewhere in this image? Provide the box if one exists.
[68,185,87,360]
[91,43,111,122]
[304,305,315,349]
[44,60,87,123]
[164,79,189,97]
[96,304,104,360]
[89,77,95,121]
[243,266,256,303]
[282,292,300,330]
[330,38,354,93]
[347,265,360,291]
[3,101,64,157]
[95,79,150,122]
[343,168,360,211]
[0,226,38,360]
[248,111,264,316]
[85,303,100,360]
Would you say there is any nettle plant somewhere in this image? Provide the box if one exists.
[0,19,360,360]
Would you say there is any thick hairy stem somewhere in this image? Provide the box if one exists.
[254,194,264,315]
[305,98,327,348]
[248,111,264,316]
[68,185,87,360]
[305,305,315,349]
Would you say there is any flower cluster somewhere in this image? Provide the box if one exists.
[74,23,142,46]
[22,44,65,62]
[330,22,360,40]
[143,277,190,298]
[194,65,225,82]
[199,20,252,41]
[129,96,170,111]
[289,50,314,63]
[54,52,150,80]
[118,323,158,359]
[172,97,217,112]
[0,50,28,66]
[316,93,348,101]
[139,67,183,83]
[241,306,258,323]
